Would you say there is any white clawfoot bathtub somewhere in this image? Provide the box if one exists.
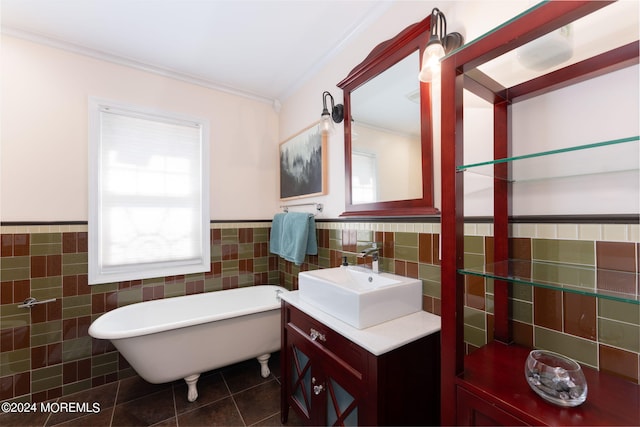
[89,285,287,402]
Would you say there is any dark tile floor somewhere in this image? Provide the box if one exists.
[1,353,306,426]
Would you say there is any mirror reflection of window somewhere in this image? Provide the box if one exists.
[352,150,377,204]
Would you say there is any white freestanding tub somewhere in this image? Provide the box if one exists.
[89,285,287,402]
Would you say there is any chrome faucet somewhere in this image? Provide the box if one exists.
[358,243,380,273]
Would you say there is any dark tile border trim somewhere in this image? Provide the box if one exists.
[2,214,637,227]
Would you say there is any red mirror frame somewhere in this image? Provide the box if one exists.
[337,15,439,217]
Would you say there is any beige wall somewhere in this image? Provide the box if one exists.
[277,1,534,218]
[0,2,546,223]
[279,1,639,218]
[1,36,280,222]
[2,1,638,222]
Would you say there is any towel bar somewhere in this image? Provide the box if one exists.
[18,297,57,309]
[280,202,323,214]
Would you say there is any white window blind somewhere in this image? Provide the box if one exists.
[88,99,210,284]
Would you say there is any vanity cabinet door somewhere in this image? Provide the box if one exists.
[286,326,315,423]
[457,386,529,426]
[317,347,364,426]
[282,303,370,426]
[285,322,365,426]
[284,323,366,426]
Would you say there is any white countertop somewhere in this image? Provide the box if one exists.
[281,291,441,356]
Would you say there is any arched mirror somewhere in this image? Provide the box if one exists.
[338,15,439,216]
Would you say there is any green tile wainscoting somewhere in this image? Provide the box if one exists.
[1,221,639,404]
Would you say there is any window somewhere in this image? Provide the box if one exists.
[351,151,377,204]
[88,98,210,285]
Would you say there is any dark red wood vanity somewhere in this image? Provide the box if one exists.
[280,298,441,426]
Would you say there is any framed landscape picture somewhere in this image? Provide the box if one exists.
[279,122,328,200]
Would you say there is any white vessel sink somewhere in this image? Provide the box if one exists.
[298,266,422,329]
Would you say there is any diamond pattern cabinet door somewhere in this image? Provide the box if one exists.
[318,345,365,427]
[284,321,364,426]
[291,344,313,418]
[285,326,318,423]
[325,377,359,426]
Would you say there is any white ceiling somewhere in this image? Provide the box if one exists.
[0,0,395,104]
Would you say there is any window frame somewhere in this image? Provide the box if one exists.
[88,97,210,285]
[351,150,378,204]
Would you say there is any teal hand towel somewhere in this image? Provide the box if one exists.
[305,215,318,256]
[269,213,286,256]
[279,212,318,265]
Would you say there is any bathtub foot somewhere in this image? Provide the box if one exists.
[257,353,271,378]
[184,374,200,402]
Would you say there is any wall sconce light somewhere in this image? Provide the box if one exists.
[320,91,344,134]
[418,8,464,82]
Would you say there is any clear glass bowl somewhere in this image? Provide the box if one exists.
[525,349,588,407]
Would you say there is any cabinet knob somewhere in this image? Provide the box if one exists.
[309,328,326,342]
[311,376,325,394]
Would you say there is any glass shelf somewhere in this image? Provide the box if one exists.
[457,136,639,181]
[460,259,640,305]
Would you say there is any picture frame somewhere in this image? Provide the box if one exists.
[279,121,328,200]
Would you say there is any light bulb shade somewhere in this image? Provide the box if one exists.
[418,8,464,82]
[320,111,334,134]
[425,41,446,59]
[419,42,445,82]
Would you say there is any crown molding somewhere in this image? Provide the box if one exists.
[2,27,275,106]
